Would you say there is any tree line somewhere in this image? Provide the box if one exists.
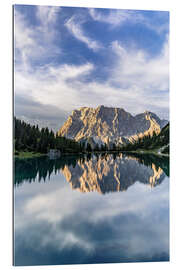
[119,123,169,153]
[14,151,169,187]
[14,117,84,154]
[14,117,169,155]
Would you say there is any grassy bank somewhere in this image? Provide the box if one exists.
[121,148,169,157]
[14,151,47,159]
[14,148,169,160]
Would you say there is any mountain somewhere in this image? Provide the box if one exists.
[61,154,166,194]
[120,123,169,154]
[159,123,169,154]
[58,106,168,148]
[146,122,169,154]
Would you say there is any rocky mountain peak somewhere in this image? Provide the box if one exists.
[58,106,168,146]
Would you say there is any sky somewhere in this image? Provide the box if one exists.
[14,5,169,131]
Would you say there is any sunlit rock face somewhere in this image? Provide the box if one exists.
[61,154,165,194]
[58,106,168,146]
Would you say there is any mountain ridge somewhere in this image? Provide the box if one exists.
[58,106,168,148]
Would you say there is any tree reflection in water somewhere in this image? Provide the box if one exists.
[14,153,169,193]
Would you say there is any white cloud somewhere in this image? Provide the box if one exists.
[48,62,94,79]
[89,8,138,27]
[14,11,35,50]
[36,5,60,26]
[65,15,102,51]
[89,8,169,35]
[14,7,61,72]
[15,61,95,113]
[110,37,169,91]
[15,38,169,120]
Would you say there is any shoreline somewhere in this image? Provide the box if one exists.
[14,149,169,159]
[122,149,169,157]
[14,151,47,159]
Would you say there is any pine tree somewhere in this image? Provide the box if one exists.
[86,143,92,152]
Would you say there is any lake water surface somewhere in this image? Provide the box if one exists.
[14,153,169,266]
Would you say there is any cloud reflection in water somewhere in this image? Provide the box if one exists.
[14,154,169,265]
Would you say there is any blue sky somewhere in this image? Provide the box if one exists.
[14,5,169,130]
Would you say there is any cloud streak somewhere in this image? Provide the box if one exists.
[89,8,141,27]
[110,37,169,91]
[14,6,61,72]
[89,8,169,34]
[36,5,60,26]
[65,15,102,51]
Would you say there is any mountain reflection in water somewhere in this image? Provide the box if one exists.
[15,153,169,194]
[14,153,169,266]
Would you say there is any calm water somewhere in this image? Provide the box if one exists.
[13,153,169,266]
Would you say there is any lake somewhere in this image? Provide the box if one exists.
[13,153,169,266]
